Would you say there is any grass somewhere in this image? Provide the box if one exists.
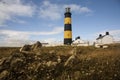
[0,44,120,80]
[0,47,20,58]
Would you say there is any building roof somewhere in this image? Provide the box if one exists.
[96,32,113,40]
[96,34,113,40]
[72,38,88,44]
[96,35,106,40]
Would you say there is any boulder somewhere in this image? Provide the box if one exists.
[0,70,9,79]
[20,41,42,52]
[32,41,42,51]
[20,45,31,52]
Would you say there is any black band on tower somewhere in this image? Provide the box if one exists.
[64,24,72,31]
[64,13,71,18]
[64,39,72,44]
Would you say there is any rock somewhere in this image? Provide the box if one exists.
[10,58,24,68]
[0,58,6,66]
[0,70,9,79]
[57,56,61,63]
[0,57,11,73]
[64,48,77,66]
[64,55,76,66]
[74,71,80,80]
[32,41,42,51]
[46,61,58,67]
[20,45,31,52]
[20,41,42,52]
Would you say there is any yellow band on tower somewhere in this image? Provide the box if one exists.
[64,31,72,38]
[64,18,71,24]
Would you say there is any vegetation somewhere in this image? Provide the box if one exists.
[0,44,120,80]
[0,47,20,58]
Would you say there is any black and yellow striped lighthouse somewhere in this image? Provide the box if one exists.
[64,7,72,45]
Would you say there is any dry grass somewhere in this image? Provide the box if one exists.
[0,47,20,58]
[0,44,120,80]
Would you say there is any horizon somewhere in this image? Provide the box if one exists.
[0,0,120,47]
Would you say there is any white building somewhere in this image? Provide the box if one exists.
[72,36,89,46]
[42,41,63,47]
[95,32,114,47]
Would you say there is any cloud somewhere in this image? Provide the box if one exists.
[39,1,92,20]
[63,4,92,13]
[12,18,27,24]
[0,24,7,27]
[0,0,92,25]
[44,38,57,43]
[32,27,64,35]
[39,1,62,20]
[0,0,35,26]
[109,30,120,41]
[0,27,63,46]
[0,27,63,38]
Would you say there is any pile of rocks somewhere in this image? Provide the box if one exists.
[0,51,78,80]
[20,41,42,52]
[0,44,80,80]
[0,52,61,80]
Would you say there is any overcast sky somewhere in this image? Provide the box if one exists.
[0,0,120,46]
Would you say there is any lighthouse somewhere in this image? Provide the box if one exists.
[64,7,72,45]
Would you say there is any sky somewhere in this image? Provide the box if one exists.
[0,0,120,46]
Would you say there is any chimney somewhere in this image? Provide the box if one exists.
[77,36,80,39]
[75,36,80,40]
[99,34,102,37]
[106,32,109,35]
